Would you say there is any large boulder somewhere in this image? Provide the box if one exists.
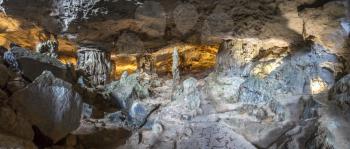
[11,71,82,142]
[11,46,74,83]
[105,72,149,110]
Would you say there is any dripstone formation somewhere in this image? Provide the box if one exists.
[0,0,350,149]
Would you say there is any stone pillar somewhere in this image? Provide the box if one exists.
[77,47,111,86]
[137,53,154,74]
[171,48,181,101]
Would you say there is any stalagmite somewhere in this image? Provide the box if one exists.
[171,48,181,101]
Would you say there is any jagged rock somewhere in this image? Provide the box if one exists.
[128,102,158,127]
[316,105,350,149]
[216,38,263,75]
[51,0,109,31]
[36,39,58,58]
[183,77,200,110]
[82,103,93,119]
[136,53,154,74]
[106,72,149,110]
[0,64,11,88]
[223,118,294,148]
[0,133,37,149]
[11,45,74,82]
[11,71,82,142]
[3,50,19,71]
[204,73,245,103]
[177,124,256,149]
[329,74,350,107]
[77,47,111,86]
[0,106,34,141]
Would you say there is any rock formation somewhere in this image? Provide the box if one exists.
[77,47,111,86]
[35,39,58,58]
[171,48,181,101]
[0,0,350,148]
[11,71,82,143]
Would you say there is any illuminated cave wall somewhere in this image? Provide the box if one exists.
[0,13,219,79]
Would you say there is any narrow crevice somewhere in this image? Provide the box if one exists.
[32,125,53,149]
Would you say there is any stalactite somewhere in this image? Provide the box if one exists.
[77,47,111,86]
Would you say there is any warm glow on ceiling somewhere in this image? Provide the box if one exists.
[0,13,219,79]
[0,13,77,56]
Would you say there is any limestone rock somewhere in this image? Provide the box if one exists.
[128,102,158,127]
[106,72,149,109]
[11,46,74,82]
[11,71,82,142]
[77,47,111,86]
[177,124,256,149]
[329,74,350,107]
[183,77,200,110]
[36,39,58,58]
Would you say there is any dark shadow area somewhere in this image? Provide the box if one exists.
[32,125,53,149]
[298,0,338,12]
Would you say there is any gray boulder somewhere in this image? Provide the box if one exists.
[11,46,74,83]
[11,71,82,142]
[106,72,149,110]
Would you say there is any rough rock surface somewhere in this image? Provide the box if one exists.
[11,71,82,142]
[77,47,111,86]
[11,45,75,82]
[329,74,350,107]
[0,0,350,148]
[105,72,149,110]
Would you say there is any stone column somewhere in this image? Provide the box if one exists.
[171,48,181,101]
[137,53,154,74]
[77,47,111,86]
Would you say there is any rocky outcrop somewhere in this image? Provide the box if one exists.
[11,71,82,142]
[35,39,58,58]
[11,45,75,82]
[105,72,149,110]
[329,74,350,108]
[77,47,111,86]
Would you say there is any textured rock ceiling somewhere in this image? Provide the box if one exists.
[0,0,349,77]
